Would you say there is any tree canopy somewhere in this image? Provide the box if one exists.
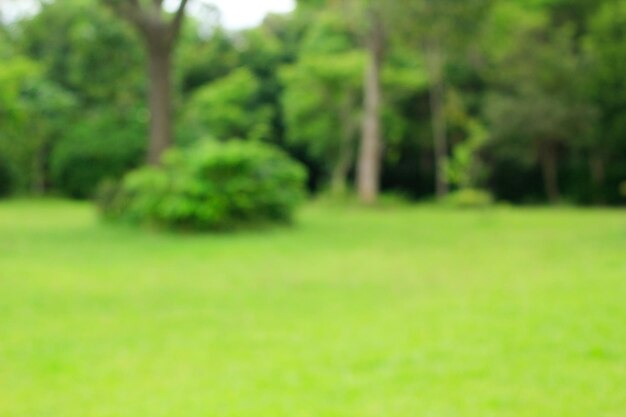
[1,0,625,204]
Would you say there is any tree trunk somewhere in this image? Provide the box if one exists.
[539,142,560,203]
[426,44,449,198]
[102,0,189,165]
[357,11,384,204]
[589,152,606,205]
[147,47,172,165]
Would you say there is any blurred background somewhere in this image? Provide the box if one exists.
[1,2,626,416]
[0,0,624,206]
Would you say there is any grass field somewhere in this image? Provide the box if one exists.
[0,199,625,417]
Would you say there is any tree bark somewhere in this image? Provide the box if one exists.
[147,46,172,165]
[103,0,188,165]
[426,43,449,198]
[357,10,384,204]
[539,142,560,203]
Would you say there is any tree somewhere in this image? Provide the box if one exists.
[281,11,363,195]
[585,0,626,203]
[178,27,240,94]
[483,5,594,203]
[14,0,145,196]
[19,0,144,107]
[181,68,273,143]
[0,54,75,193]
[282,52,363,194]
[357,2,386,204]
[388,0,491,198]
[103,0,190,165]
[314,0,387,203]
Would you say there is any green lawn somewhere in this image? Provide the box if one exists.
[0,199,625,417]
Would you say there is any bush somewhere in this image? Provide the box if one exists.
[442,188,494,208]
[51,113,146,198]
[98,140,308,231]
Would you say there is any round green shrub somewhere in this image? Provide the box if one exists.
[51,114,146,198]
[98,140,308,231]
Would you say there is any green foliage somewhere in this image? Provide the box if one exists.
[0,56,39,190]
[1,0,142,196]
[389,0,493,49]
[484,21,591,144]
[180,69,273,143]
[1,0,625,205]
[51,111,146,198]
[0,55,37,134]
[19,0,143,105]
[178,27,240,93]
[442,188,494,208]
[583,0,626,202]
[446,106,489,189]
[0,55,76,192]
[299,11,357,55]
[482,11,595,202]
[281,51,363,159]
[99,140,308,231]
[480,1,549,64]
[281,10,383,193]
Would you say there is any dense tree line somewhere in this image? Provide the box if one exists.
[0,0,625,204]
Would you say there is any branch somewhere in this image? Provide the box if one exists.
[170,0,190,40]
[103,0,149,32]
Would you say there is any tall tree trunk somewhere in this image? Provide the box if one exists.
[539,142,560,203]
[103,0,189,165]
[357,10,384,204]
[426,43,449,198]
[589,152,606,205]
[147,46,172,165]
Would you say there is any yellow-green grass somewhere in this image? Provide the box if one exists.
[0,199,625,417]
